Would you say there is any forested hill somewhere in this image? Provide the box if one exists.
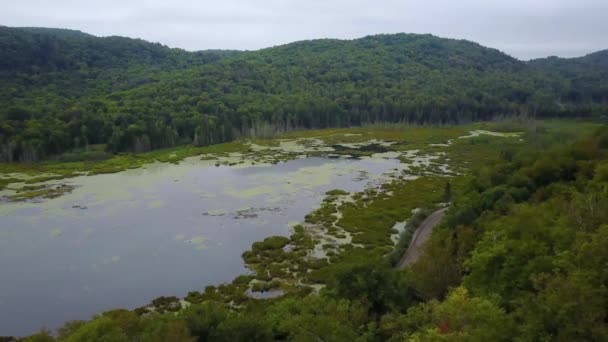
[529,50,608,73]
[528,50,608,103]
[0,26,240,96]
[0,27,240,73]
[1,27,607,162]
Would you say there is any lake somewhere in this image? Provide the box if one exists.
[0,154,406,336]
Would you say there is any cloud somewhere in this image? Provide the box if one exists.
[2,0,607,59]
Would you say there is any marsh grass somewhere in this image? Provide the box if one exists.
[6,120,593,313]
[8,184,76,201]
[223,122,540,300]
[0,177,20,190]
[0,121,551,195]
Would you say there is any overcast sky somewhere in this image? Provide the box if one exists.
[2,0,607,60]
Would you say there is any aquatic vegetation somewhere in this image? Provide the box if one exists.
[219,124,534,297]
[252,236,290,251]
[0,177,20,191]
[23,174,77,184]
[225,185,277,199]
[0,123,534,204]
[234,174,454,297]
[7,184,76,201]
[185,235,208,250]
[13,184,48,192]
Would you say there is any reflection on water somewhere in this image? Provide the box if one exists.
[0,156,404,336]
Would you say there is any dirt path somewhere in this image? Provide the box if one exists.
[397,207,448,268]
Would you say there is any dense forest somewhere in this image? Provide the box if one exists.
[10,124,608,341]
[1,26,607,162]
[0,27,608,161]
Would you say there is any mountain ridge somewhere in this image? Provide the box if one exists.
[7,26,606,60]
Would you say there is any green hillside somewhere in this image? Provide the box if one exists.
[0,27,606,161]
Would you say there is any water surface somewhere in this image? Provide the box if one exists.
[0,155,403,336]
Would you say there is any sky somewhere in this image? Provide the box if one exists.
[2,0,607,60]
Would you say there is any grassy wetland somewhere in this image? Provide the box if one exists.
[2,119,605,339]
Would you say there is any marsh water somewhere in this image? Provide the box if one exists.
[0,155,405,336]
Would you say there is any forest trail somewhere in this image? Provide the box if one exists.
[397,207,448,268]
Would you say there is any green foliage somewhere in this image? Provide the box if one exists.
[443,180,452,202]
[421,125,608,339]
[63,316,129,342]
[136,318,195,342]
[408,227,462,299]
[325,189,349,196]
[0,26,239,161]
[251,236,290,251]
[266,296,368,341]
[2,26,607,162]
[463,203,564,302]
[329,261,417,314]
[401,287,515,341]
[180,302,229,340]
[212,315,273,342]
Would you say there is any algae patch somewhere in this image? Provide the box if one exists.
[185,235,208,250]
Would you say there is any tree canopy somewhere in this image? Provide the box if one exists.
[1,27,607,162]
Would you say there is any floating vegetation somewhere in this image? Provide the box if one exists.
[325,189,349,196]
[225,184,277,199]
[222,172,454,300]
[233,207,282,219]
[0,127,461,203]
[7,184,76,202]
[184,235,208,250]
